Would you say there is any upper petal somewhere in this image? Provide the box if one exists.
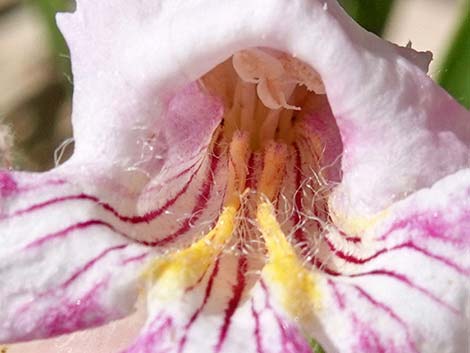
[58,0,470,228]
[57,4,223,177]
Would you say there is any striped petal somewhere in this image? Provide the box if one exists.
[0,170,150,343]
[304,169,470,353]
[0,78,227,343]
[57,0,470,224]
[123,252,312,353]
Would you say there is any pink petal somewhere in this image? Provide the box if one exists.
[306,170,470,353]
[123,253,312,353]
[57,1,223,175]
[59,0,469,220]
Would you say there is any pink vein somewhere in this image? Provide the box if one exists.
[350,269,459,314]
[24,220,124,249]
[4,160,205,224]
[177,258,221,353]
[145,143,222,247]
[21,145,223,249]
[250,299,264,353]
[379,209,470,245]
[292,143,307,245]
[61,244,129,289]
[352,285,418,353]
[323,236,468,275]
[214,255,248,353]
[259,280,312,353]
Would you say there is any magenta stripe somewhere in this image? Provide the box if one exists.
[4,159,204,224]
[259,280,312,353]
[245,153,256,189]
[338,229,362,243]
[324,235,468,275]
[327,279,346,310]
[184,264,212,294]
[145,141,223,247]
[290,143,345,277]
[352,285,418,353]
[2,154,203,200]
[250,299,264,353]
[24,220,122,249]
[39,280,109,338]
[21,150,219,249]
[310,257,341,276]
[61,244,128,289]
[292,143,307,245]
[124,314,174,353]
[0,172,67,198]
[13,141,224,249]
[178,258,221,353]
[121,252,150,265]
[397,242,469,275]
[350,269,459,314]
[379,209,470,245]
[214,255,248,353]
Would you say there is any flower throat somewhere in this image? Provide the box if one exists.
[146,49,331,321]
[201,48,328,205]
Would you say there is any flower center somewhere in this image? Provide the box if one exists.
[201,48,333,225]
[147,48,338,321]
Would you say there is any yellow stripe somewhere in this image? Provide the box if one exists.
[257,201,320,321]
[145,206,237,300]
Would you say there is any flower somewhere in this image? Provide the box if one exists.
[1,0,470,352]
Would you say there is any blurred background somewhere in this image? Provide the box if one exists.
[0,0,469,172]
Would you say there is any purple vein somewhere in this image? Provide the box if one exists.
[350,269,459,314]
[61,244,129,289]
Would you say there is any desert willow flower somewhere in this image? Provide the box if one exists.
[1,1,469,353]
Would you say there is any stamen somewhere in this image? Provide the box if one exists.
[224,131,250,207]
[259,109,281,144]
[223,80,243,139]
[232,48,325,111]
[256,201,320,320]
[278,53,326,94]
[233,49,301,110]
[239,82,257,134]
[232,48,284,83]
[277,108,295,142]
[256,79,300,110]
[258,142,288,200]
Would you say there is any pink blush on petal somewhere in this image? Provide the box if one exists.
[7,303,146,353]
[0,172,18,197]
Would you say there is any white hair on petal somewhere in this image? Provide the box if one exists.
[54,137,75,166]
